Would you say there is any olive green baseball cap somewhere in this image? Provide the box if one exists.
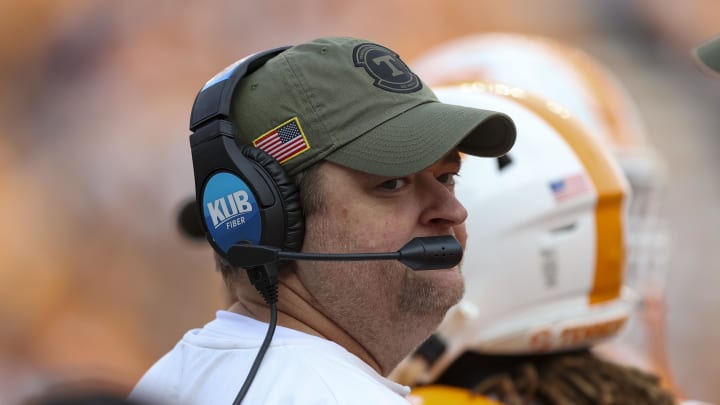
[231,36,516,177]
[694,34,720,77]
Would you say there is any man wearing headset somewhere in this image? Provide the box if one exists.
[128,36,515,404]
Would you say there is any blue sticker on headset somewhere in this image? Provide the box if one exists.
[202,172,262,253]
[201,60,240,91]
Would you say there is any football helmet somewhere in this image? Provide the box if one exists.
[412,33,669,297]
[391,82,634,385]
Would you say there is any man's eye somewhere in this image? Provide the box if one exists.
[437,173,458,186]
[379,178,408,191]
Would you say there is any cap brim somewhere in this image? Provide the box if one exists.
[325,101,516,176]
[694,35,720,77]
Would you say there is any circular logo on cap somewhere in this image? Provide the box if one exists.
[202,171,262,254]
[352,43,422,93]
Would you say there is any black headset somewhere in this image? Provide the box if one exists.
[188,46,305,264]
[188,47,299,404]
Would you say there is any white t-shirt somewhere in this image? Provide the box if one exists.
[129,311,411,405]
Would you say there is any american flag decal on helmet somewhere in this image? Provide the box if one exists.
[253,117,310,164]
[549,173,591,202]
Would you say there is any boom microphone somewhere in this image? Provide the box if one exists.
[228,235,463,270]
[176,197,463,270]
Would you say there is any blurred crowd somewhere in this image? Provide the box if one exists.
[1,0,719,403]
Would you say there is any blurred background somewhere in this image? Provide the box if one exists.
[0,0,718,403]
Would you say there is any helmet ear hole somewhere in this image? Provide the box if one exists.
[550,222,578,235]
[497,154,513,171]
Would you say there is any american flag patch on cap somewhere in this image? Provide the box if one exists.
[549,173,591,202]
[253,117,310,164]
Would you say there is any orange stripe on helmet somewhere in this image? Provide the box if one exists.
[411,385,504,405]
[552,43,647,150]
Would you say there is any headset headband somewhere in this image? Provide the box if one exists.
[187,45,304,259]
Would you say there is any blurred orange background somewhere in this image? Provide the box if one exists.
[1,0,719,403]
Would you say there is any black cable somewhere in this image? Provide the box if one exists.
[232,263,280,404]
[232,302,277,405]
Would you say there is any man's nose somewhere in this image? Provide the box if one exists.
[419,181,468,228]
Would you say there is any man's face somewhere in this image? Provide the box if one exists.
[295,151,467,351]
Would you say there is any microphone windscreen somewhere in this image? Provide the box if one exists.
[398,236,463,270]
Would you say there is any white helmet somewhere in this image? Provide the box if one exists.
[391,82,634,386]
[412,32,668,307]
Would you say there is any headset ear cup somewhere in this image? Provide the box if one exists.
[238,144,305,252]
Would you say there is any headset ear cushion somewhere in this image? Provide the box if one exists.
[238,144,304,252]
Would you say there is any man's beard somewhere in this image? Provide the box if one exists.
[298,222,465,328]
[398,267,465,316]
